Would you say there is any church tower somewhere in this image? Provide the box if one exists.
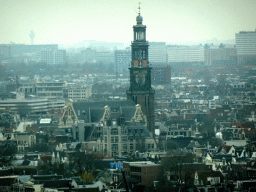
[127,4,155,135]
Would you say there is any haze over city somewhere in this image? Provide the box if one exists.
[1,0,256,191]
[1,0,256,45]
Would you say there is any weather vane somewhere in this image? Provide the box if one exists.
[138,2,141,14]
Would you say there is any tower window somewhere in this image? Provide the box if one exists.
[132,96,137,104]
[145,96,149,108]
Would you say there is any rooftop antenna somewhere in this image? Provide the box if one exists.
[29,30,35,45]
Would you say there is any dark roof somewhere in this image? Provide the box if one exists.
[32,175,63,181]
[126,125,151,138]
[73,99,136,123]
[22,160,30,166]
[74,99,135,109]
[34,179,71,188]
[84,125,95,141]
[165,119,194,127]
[0,176,17,186]
[212,154,233,162]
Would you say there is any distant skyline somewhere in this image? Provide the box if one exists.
[0,0,255,45]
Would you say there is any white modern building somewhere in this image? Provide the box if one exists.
[96,51,114,63]
[236,30,256,65]
[0,92,65,115]
[54,50,66,65]
[68,85,92,101]
[36,81,65,99]
[167,45,204,63]
[18,82,37,96]
[0,98,48,114]
[114,48,131,74]
[38,49,54,64]
[148,42,167,64]
[236,30,256,55]
[37,49,66,65]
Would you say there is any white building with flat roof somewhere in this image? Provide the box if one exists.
[236,30,256,65]
[236,30,256,55]
[68,85,92,101]
[37,49,66,65]
[167,45,204,63]
[36,81,65,99]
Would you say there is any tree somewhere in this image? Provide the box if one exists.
[0,138,17,166]
[158,150,196,190]
[69,152,97,177]
[81,171,94,181]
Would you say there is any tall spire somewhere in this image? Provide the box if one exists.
[136,2,143,25]
[138,2,141,15]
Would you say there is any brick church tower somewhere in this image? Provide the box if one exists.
[127,5,155,135]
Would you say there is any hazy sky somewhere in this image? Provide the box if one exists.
[1,0,255,45]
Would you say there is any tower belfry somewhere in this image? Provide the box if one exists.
[127,3,155,135]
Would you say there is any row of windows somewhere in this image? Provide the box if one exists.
[130,166,141,173]
[104,143,134,151]
[131,175,141,182]
[37,83,64,86]
[68,96,87,99]
[37,88,63,91]
[37,93,62,96]
[69,93,88,96]
[68,90,88,92]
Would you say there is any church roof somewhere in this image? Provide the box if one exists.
[73,99,136,123]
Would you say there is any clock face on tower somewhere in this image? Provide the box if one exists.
[134,71,147,86]
[134,60,139,67]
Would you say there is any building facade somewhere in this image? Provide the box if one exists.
[204,44,237,66]
[151,65,171,85]
[37,49,66,65]
[167,45,204,63]
[123,161,161,186]
[67,85,92,101]
[54,50,67,65]
[36,81,65,99]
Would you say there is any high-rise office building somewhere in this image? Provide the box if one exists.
[38,49,54,64]
[37,49,66,65]
[81,48,97,63]
[54,50,67,65]
[236,30,256,65]
[114,48,131,75]
[148,42,167,65]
